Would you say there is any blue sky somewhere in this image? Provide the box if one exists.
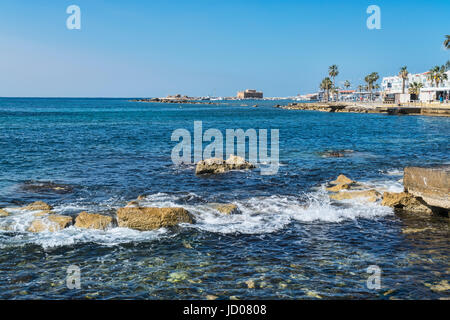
[0,0,449,97]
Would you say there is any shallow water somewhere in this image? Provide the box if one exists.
[0,98,449,299]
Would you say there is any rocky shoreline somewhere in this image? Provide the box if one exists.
[275,102,450,117]
[1,164,448,234]
[131,98,218,105]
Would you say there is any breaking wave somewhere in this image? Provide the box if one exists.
[0,180,396,249]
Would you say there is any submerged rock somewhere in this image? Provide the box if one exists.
[28,215,73,232]
[21,181,73,194]
[74,211,114,230]
[209,203,239,215]
[195,155,255,175]
[0,209,8,217]
[33,210,53,217]
[330,189,381,202]
[381,192,432,214]
[245,279,256,289]
[22,201,53,211]
[402,227,433,234]
[320,150,354,158]
[117,207,193,231]
[425,280,450,292]
[403,166,450,211]
[167,271,189,283]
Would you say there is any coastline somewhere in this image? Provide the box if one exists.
[275,102,450,117]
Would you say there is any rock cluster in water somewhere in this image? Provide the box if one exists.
[326,175,381,202]
[327,166,449,216]
[276,102,450,117]
[195,155,255,175]
[0,196,244,233]
[1,166,447,234]
[131,98,217,105]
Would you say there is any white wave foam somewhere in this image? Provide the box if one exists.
[1,179,397,247]
[381,169,403,176]
[142,188,393,234]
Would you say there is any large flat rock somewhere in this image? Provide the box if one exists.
[404,166,450,210]
[117,207,193,231]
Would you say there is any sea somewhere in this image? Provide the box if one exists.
[0,98,448,299]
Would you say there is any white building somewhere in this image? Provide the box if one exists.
[382,70,450,102]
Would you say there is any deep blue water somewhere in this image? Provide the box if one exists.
[0,98,449,299]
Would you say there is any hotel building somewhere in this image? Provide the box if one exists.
[382,70,450,102]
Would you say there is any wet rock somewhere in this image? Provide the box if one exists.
[182,241,193,249]
[225,154,255,170]
[126,200,139,207]
[196,158,228,174]
[28,215,73,232]
[209,203,239,215]
[167,271,188,283]
[381,192,432,214]
[117,207,193,231]
[33,210,53,217]
[330,189,381,202]
[21,181,73,194]
[0,209,8,217]
[195,155,255,175]
[320,150,354,158]
[326,183,352,192]
[74,211,114,230]
[330,174,355,185]
[22,201,53,211]
[403,166,450,210]
[326,174,362,192]
[402,227,432,234]
[305,290,322,299]
[425,280,450,292]
[137,194,147,201]
[245,279,256,289]
[278,282,288,289]
[383,289,396,296]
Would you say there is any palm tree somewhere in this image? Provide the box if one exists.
[445,60,450,72]
[444,35,450,49]
[364,72,379,101]
[435,65,448,88]
[320,77,333,102]
[398,66,409,94]
[328,65,339,100]
[344,80,351,89]
[427,66,438,87]
[408,82,423,99]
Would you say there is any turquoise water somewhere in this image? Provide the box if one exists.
[0,98,449,299]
